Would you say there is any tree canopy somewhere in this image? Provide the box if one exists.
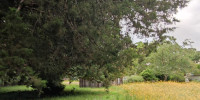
[143,42,195,80]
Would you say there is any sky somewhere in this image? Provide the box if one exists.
[121,0,200,51]
[169,0,200,51]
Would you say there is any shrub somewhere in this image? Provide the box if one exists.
[169,73,185,82]
[42,81,65,95]
[124,75,144,83]
[197,64,200,70]
[155,73,169,81]
[29,77,47,96]
[140,69,158,81]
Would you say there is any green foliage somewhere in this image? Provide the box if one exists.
[197,64,200,70]
[169,73,185,82]
[140,69,158,81]
[143,43,195,80]
[29,77,46,96]
[192,52,200,62]
[124,75,144,83]
[191,64,200,75]
[155,73,169,81]
[0,8,35,86]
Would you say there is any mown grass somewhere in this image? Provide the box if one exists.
[0,82,133,100]
[0,85,33,93]
[0,85,37,100]
[121,81,200,100]
[41,84,133,100]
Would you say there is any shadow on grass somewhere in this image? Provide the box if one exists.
[0,84,134,100]
[0,90,39,100]
[0,88,107,100]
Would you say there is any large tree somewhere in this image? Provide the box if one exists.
[0,0,189,93]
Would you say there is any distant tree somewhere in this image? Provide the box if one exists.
[184,48,200,63]
[144,43,195,81]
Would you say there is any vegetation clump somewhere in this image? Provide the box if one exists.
[124,75,144,83]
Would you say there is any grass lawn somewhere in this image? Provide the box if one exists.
[0,81,133,100]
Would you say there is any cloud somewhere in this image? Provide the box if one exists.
[121,0,200,51]
[169,0,200,51]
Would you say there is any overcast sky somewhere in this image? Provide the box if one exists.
[168,0,200,51]
[121,0,200,51]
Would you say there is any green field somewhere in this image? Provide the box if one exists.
[0,83,133,100]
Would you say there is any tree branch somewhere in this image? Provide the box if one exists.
[16,0,24,12]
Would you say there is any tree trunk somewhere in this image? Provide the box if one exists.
[164,75,168,81]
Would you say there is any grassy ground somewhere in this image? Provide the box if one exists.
[0,85,37,100]
[121,81,200,100]
[0,81,133,100]
[2,81,200,100]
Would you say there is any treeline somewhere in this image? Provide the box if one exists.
[125,39,200,83]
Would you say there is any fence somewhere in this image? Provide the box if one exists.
[79,78,123,87]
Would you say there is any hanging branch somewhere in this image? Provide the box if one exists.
[16,0,25,12]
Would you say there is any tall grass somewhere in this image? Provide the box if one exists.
[121,81,200,100]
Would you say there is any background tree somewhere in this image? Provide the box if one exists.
[144,43,195,81]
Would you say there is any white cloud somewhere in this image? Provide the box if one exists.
[169,0,200,51]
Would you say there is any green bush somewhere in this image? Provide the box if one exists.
[140,69,158,81]
[197,64,200,70]
[29,77,47,96]
[169,73,185,82]
[155,73,169,81]
[124,75,144,83]
[42,81,65,95]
